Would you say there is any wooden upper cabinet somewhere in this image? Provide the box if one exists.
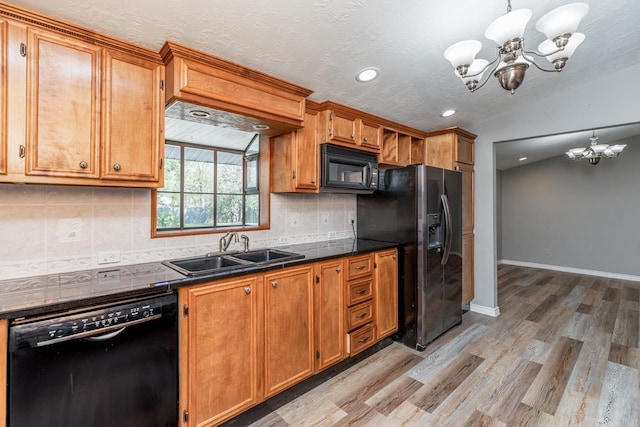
[161,41,311,135]
[270,111,319,193]
[25,28,101,178]
[319,109,357,145]
[359,118,381,150]
[424,127,476,170]
[101,49,164,182]
[0,20,6,176]
[263,265,315,398]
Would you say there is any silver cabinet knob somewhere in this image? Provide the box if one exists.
[79,161,88,169]
[311,179,316,184]
[244,286,251,294]
[363,137,368,142]
[351,133,355,139]
[113,163,121,171]
[335,267,341,273]
[271,281,278,288]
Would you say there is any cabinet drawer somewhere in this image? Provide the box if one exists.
[347,324,376,356]
[347,279,373,306]
[347,301,374,331]
[346,254,373,281]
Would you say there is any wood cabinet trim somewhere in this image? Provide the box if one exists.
[0,319,6,427]
[160,41,312,98]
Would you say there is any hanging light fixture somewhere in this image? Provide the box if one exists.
[566,131,627,165]
[444,1,589,94]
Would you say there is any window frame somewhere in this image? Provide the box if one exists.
[151,136,270,238]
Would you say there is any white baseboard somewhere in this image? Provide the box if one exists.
[469,303,500,317]
[500,259,640,282]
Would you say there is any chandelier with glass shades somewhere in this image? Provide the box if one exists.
[566,131,627,165]
[444,1,589,94]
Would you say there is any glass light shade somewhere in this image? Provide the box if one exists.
[535,2,589,40]
[444,40,482,69]
[485,9,532,46]
[569,147,586,155]
[566,152,576,159]
[604,148,615,157]
[611,144,627,153]
[591,144,608,153]
[539,33,585,62]
[461,59,489,84]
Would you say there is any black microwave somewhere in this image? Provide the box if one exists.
[320,144,378,194]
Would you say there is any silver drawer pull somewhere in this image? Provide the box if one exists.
[356,312,368,319]
[354,266,366,270]
[358,336,371,343]
[355,289,367,295]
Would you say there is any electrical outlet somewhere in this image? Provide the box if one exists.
[97,269,121,281]
[97,250,121,265]
[278,236,290,244]
[348,212,356,224]
[544,248,551,255]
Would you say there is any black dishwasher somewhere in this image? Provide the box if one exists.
[7,293,178,427]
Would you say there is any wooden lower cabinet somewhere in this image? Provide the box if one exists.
[178,251,397,425]
[263,265,315,398]
[314,259,345,372]
[375,248,399,340]
[179,275,262,427]
[462,233,475,303]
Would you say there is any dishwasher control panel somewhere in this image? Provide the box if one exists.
[9,293,177,350]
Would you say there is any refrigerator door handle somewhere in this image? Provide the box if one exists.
[441,194,453,265]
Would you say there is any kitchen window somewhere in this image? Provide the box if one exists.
[153,135,265,235]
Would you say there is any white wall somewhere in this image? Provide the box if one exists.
[468,62,640,313]
[501,136,640,277]
[0,186,356,280]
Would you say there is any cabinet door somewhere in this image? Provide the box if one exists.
[264,265,314,397]
[102,49,164,183]
[375,248,398,340]
[0,20,6,176]
[314,259,344,372]
[359,119,381,150]
[462,233,475,304]
[180,276,261,427]
[26,28,101,178]
[328,111,356,145]
[456,135,474,165]
[294,112,319,190]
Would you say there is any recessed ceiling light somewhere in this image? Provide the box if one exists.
[519,157,528,161]
[356,67,379,82]
[189,110,211,118]
[440,109,456,117]
[253,124,270,131]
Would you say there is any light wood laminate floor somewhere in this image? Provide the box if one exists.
[248,265,640,426]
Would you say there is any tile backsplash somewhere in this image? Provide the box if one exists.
[0,185,357,280]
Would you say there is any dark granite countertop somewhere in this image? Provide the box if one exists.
[0,238,397,319]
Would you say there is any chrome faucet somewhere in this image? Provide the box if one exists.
[219,232,239,252]
[240,234,250,252]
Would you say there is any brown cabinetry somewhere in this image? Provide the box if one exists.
[358,118,381,150]
[0,6,165,187]
[0,20,7,176]
[314,259,345,372]
[26,28,101,179]
[179,275,262,427]
[345,253,377,356]
[319,109,357,145]
[101,50,164,182]
[375,248,399,340]
[270,111,319,193]
[425,127,476,303]
[263,265,315,398]
[379,128,425,167]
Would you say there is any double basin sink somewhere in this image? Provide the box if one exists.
[163,248,305,276]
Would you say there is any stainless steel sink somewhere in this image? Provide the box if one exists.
[163,248,304,276]
[162,255,247,276]
[229,248,304,264]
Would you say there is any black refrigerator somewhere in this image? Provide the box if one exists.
[357,164,463,351]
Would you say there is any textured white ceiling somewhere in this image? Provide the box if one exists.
[6,0,640,166]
